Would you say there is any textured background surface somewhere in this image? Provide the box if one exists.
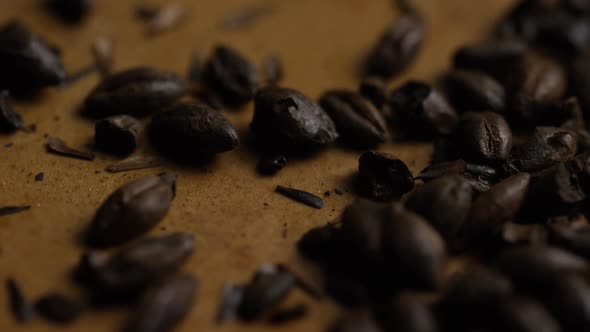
[0,0,514,331]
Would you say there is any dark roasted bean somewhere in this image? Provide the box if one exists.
[216,283,244,323]
[502,222,548,245]
[251,86,338,148]
[86,173,176,247]
[359,77,387,111]
[124,275,197,332]
[46,137,95,161]
[445,70,506,113]
[525,97,585,131]
[94,115,142,156]
[389,81,458,137]
[84,67,186,117]
[383,204,447,290]
[0,205,31,216]
[202,45,259,106]
[497,246,588,287]
[84,233,194,299]
[6,278,32,323]
[510,56,567,124]
[319,90,388,147]
[268,304,308,324]
[505,127,577,174]
[415,159,467,182]
[535,274,590,332]
[357,151,414,201]
[452,112,512,165]
[261,53,283,86]
[257,155,286,175]
[365,14,425,78]
[297,223,340,262]
[0,22,66,93]
[490,296,561,332]
[535,10,590,55]
[275,186,324,209]
[0,91,22,132]
[237,265,297,321]
[149,102,239,159]
[376,293,438,332]
[453,39,526,84]
[459,173,530,248]
[35,293,81,324]
[47,0,93,22]
[406,175,473,243]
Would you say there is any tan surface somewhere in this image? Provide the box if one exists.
[0,1,515,331]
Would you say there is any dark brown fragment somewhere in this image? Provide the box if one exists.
[319,90,389,147]
[275,186,323,209]
[357,151,414,201]
[46,137,95,161]
[124,274,197,332]
[35,293,81,324]
[268,304,308,325]
[86,173,176,247]
[35,172,45,181]
[216,283,244,323]
[415,160,467,182]
[6,278,32,322]
[0,205,31,216]
[95,115,142,156]
[0,91,22,132]
[106,155,162,173]
[365,14,425,78]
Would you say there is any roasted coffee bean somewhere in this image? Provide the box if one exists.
[0,22,66,93]
[383,204,447,290]
[549,222,590,258]
[340,200,387,265]
[510,56,567,123]
[365,14,425,78]
[275,186,324,209]
[6,278,32,323]
[445,70,506,113]
[319,90,388,147]
[329,314,382,332]
[202,45,259,106]
[505,127,577,174]
[417,159,499,192]
[268,304,308,324]
[35,293,81,324]
[0,91,22,132]
[490,296,561,332]
[83,233,194,299]
[452,112,512,165]
[257,155,286,175]
[359,77,387,111]
[357,151,414,201]
[47,0,93,22]
[502,222,548,245]
[389,81,458,137]
[237,265,297,321]
[406,175,473,243]
[84,67,186,117]
[149,103,239,159]
[86,173,176,247]
[535,10,590,55]
[46,137,95,161]
[376,293,438,332]
[453,39,526,84]
[261,53,283,86]
[526,97,585,131]
[216,283,244,323]
[415,159,467,182]
[297,223,340,262]
[437,265,512,331]
[518,163,585,221]
[459,173,530,248]
[251,86,338,149]
[535,274,590,332]
[124,274,197,332]
[94,115,142,156]
[497,246,588,287]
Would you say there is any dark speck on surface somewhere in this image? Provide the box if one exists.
[323,191,331,197]
[334,188,344,195]
[5,142,13,148]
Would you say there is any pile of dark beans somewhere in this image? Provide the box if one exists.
[3,1,590,332]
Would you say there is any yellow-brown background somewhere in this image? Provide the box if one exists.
[0,0,515,331]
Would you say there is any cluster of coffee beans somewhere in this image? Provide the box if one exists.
[3,0,590,332]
